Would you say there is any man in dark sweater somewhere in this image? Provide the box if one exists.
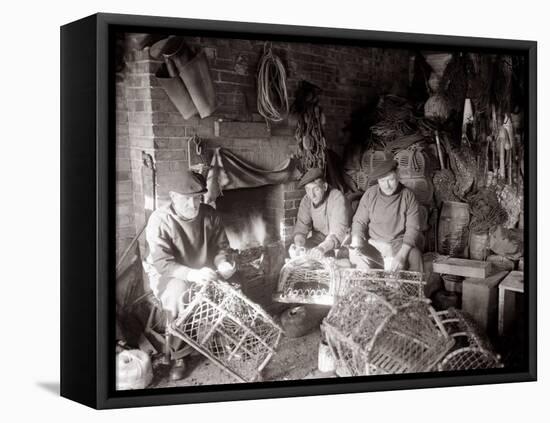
[350,159,423,271]
[145,170,235,316]
[290,168,350,260]
[144,170,236,379]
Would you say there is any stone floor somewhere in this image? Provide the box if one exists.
[149,328,336,388]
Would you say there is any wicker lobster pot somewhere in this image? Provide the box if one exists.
[275,259,427,306]
[322,285,454,376]
[335,268,426,300]
[435,308,503,371]
[272,257,337,305]
[169,281,283,383]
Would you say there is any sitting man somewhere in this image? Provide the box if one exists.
[144,170,236,378]
[290,168,350,260]
[350,159,423,272]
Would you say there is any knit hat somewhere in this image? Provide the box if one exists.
[298,168,324,188]
[369,159,398,180]
[168,170,207,195]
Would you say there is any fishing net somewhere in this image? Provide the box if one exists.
[466,188,507,234]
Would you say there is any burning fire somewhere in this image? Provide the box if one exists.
[225,213,267,251]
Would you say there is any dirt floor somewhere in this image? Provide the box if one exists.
[149,328,336,388]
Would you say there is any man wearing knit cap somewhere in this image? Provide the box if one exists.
[350,159,423,271]
[290,168,350,260]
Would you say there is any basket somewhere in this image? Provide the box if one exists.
[169,281,283,382]
[400,176,434,205]
[335,268,426,300]
[322,285,454,376]
[435,308,503,371]
[395,146,428,179]
[272,257,337,305]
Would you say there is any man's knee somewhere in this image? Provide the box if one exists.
[159,278,193,319]
[407,247,423,272]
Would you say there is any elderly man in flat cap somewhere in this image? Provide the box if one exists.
[290,168,350,260]
[144,170,235,378]
[350,159,423,272]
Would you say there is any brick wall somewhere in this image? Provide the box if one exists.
[115,72,135,258]
[116,34,410,298]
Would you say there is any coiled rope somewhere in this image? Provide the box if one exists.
[257,42,289,126]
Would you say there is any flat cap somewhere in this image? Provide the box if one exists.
[298,168,324,188]
[168,170,207,195]
[369,159,398,180]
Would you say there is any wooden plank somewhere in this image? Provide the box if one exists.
[433,258,492,278]
[214,120,270,138]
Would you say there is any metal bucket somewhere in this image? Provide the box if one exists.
[155,63,198,119]
[179,50,217,118]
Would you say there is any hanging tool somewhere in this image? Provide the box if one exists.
[434,130,445,170]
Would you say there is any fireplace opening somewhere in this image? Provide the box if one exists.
[214,182,302,309]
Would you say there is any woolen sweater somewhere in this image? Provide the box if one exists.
[351,183,420,248]
[293,188,350,251]
[145,203,229,295]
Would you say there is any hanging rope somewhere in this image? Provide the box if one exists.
[256,42,289,126]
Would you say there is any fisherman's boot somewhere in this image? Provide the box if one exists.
[169,358,187,381]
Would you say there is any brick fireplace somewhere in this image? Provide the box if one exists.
[115,32,410,306]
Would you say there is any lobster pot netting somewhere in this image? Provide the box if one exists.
[435,308,503,371]
[169,281,283,383]
[335,268,426,300]
[322,286,454,376]
[273,257,336,305]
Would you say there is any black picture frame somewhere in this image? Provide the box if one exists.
[60,12,537,409]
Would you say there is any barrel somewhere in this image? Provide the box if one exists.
[469,231,490,260]
[437,201,470,257]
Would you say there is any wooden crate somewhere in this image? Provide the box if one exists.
[433,258,492,279]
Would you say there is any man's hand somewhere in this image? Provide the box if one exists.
[159,279,190,320]
[294,234,306,248]
[289,243,306,258]
[187,267,218,284]
[216,261,236,280]
[390,246,411,272]
[307,247,325,261]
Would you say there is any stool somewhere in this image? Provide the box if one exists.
[498,271,524,337]
[143,292,194,362]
